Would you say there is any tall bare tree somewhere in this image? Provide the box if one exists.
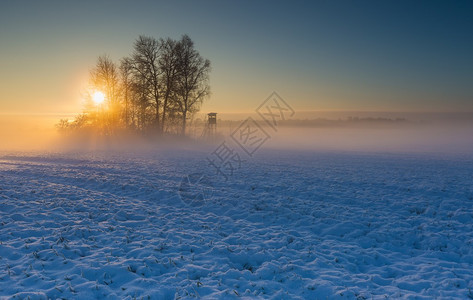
[119,57,133,128]
[130,61,152,132]
[175,35,211,135]
[90,55,120,133]
[131,36,162,132]
[159,37,180,133]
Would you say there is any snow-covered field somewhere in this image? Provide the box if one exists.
[1,149,473,299]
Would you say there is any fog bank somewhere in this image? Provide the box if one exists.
[1,113,472,156]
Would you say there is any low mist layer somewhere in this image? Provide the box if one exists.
[267,124,473,155]
[1,113,472,156]
[0,114,58,152]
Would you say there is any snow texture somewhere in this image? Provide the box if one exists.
[0,150,473,299]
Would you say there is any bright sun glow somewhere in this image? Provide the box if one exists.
[92,91,105,105]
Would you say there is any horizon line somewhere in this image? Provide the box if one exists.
[2,110,473,117]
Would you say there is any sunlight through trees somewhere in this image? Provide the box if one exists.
[57,35,211,137]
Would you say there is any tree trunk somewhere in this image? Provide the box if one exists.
[155,93,160,133]
[181,110,187,136]
[161,91,169,134]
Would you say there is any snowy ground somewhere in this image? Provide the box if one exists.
[1,149,473,299]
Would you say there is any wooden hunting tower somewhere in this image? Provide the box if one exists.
[207,112,217,136]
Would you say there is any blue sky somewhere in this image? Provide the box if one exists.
[1,0,472,114]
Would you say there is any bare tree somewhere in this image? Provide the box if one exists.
[175,35,211,135]
[90,55,120,133]
[131,36,162,132]
[130,61,152,132]
[119,57,133,128]
[159,37,180,133]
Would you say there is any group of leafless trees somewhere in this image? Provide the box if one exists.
[58,34,211,136]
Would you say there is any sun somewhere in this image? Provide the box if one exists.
[92,91,105,105]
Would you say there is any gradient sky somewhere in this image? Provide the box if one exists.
[1,0,472,116]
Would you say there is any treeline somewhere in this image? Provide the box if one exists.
[210,117,408,129]
[58,34,211,136]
